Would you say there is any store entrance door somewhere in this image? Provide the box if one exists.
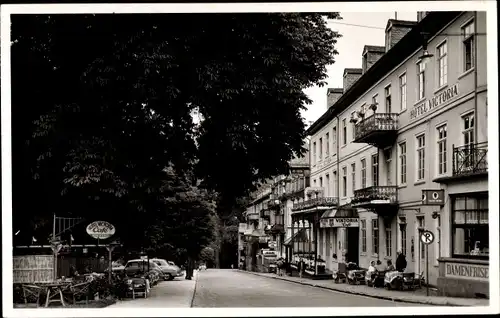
[347,227,359,265]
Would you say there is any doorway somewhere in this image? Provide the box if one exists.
[346,227,359,265]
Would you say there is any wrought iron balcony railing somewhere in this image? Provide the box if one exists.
[292,196,339,211]
[354,113,398,144]
[452,142,488,176]
[352,186,398,205]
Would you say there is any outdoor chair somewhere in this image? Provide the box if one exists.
[373,271,386,288]
[401,272,416,291]
[415,271,425,289]
[69,280,92,304]
[22,284,43,306]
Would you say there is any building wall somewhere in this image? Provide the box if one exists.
[308,12,487,286]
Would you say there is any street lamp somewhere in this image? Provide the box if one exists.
[418,32,434,66]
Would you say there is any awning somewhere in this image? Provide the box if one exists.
[283,228,309,246]
[320,208,359,228]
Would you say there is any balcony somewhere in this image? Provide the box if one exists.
[352,186,398,213]
[434,142,488,183]
[266,215,285,234]
[292,197,339,212]
[353,113,398,148]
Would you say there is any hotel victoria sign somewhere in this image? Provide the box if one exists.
[320,217,359,228]
[410,84,459,121]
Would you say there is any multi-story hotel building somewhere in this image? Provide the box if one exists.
[305,11,488,298]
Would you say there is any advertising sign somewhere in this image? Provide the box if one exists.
[86,221,116,240]
[422,189,445,205]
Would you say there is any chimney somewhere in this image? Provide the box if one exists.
[327,88,343,108]
[362,45,385,74]
[343,68,362,92]
[417,12,429,22]
[385,19,418,52]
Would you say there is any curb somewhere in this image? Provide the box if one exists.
[190,270,199,308]
[238,270,481,307]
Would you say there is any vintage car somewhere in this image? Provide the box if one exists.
[151,258,185,281]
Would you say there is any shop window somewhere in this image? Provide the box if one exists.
[452,194,489,259]
[385,227,392,257]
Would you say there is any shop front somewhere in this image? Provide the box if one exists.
[437,191,489,298]
[319,207,359,271]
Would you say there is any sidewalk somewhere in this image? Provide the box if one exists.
[107,271,197,308]
[239,270,489,307]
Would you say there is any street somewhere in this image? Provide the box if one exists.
[192,269,423,307]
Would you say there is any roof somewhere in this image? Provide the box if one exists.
[327,88,343,94]
[363,45,385,54]
[343,68,362,76]
[385,19,418,32]
[306,11,463,136]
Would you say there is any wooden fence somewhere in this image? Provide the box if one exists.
[13,255,54,283]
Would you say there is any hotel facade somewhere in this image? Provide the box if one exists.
[303,11,488,298]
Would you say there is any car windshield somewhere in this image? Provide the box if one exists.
[153,259,169,266]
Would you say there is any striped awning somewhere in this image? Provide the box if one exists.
[283,228,309,246]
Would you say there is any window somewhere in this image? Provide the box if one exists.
[386,226,393,257]
[401,225,407,256]
[417,216,425,259]
[342,167,347,197]
[361,159,367,188]
[399,142,407,184]
[351,111,356,138]
[399,73,407,111]
[462,20,475,72]
[325,133,330,156]
[361,220,367,253]
[437,41,448,87]
[332,127,337,155]
[319,138,323,160]
[385,85,392,113]
[372,94,378,109]
[372,154,379,187]
[333,171,337,196]
[416,134,426,181]
[313,142,317,165]
[437,125,447,175]
[319,176,323,188]
[342,119,347,145]
[385,148,392,185]
[417,61,425,100]
[462,112,475,146]
[325,174,330,196]
[372,219,379,255]
[351,163,356,193]
[452,195,489,258]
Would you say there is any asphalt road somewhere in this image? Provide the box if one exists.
[192,269,425,307]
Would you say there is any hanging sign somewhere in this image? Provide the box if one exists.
[86,221,116,240]
[422,189,445,205]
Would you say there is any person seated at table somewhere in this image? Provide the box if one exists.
[386,259,395,271]
[375,260,387,272]
[368,261,376,273]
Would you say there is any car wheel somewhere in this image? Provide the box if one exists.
[165,274,174,281]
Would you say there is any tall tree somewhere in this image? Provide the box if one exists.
[11,13,341,246]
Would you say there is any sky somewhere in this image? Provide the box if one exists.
[302,11,417,125]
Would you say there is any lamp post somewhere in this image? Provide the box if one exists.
[107,241,121,284]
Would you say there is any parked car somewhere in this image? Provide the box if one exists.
[151,258,185,280]
[123,259,164,282]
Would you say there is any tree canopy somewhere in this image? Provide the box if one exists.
[11,13,341,253]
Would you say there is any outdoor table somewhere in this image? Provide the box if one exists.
[40,282,72,307]
[384,271,417,290]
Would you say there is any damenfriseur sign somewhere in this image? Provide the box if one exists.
[410,84,459,121]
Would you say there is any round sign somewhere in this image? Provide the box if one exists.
[86,221,116,240]
[422,193,427,202]
[420,230,434,245]
[432,192,440,200]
